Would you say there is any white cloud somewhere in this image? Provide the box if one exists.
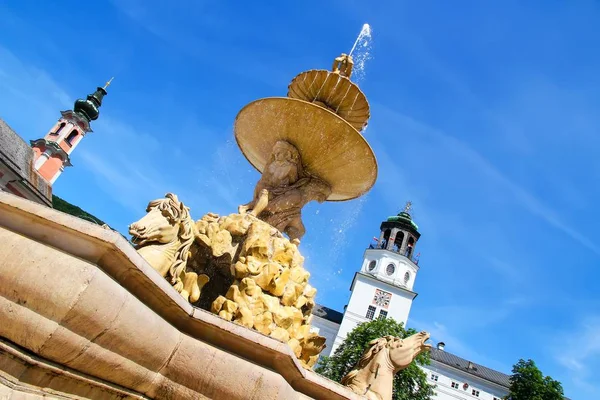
[553,316,600,396]
[372,104,600,256]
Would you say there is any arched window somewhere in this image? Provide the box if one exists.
[405,237,415,258]
[381,229,391,249]
[65,130,79,146]
[393,231,404,253]
[51,122,66,136]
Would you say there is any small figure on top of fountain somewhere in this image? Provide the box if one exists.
[332,53,354,78]
[239,140,332,243]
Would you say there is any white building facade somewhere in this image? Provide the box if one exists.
[311,205,511,399]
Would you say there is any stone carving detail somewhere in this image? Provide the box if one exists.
[206,212,326,369]
[129,195,327,369]
[332,53,354,78]
[239,140,332,242]
[341,332,431,400]
[129,193,210,303]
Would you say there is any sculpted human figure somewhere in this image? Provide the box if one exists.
[260,176,331,241]
[239,140,332,242]
[332,53,354,78]
[239,140,303,216]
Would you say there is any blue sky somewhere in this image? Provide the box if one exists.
[1,1,599,398]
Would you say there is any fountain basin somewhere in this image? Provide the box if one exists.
[287,69,370,132]
[234,97,377,201]
[0,192,362,400]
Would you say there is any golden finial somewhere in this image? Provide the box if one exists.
[103,77,114,90]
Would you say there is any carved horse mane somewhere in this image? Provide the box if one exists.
[143,193,195,288]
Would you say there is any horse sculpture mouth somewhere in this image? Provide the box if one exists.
[129,227,161,246]
[419,331,432,350]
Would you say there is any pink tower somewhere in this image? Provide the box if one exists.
[30,78,112,184]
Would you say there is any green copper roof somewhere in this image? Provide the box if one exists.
[387,211,419,231]
[74,87,107,122]
[73,79,112,123]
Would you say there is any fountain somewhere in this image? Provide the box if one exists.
[126,48,379,370]
[0,27,429,400]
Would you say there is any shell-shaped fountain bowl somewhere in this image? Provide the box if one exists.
[287,69,370,132]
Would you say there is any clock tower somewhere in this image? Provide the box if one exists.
[329,202,421,354]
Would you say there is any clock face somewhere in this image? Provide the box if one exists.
[373,289,392,309]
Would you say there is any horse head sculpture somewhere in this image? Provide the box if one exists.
[341,331,431,400]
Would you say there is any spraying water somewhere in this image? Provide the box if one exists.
[348,23,372,83]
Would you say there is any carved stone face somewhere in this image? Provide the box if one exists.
[388,331,431,372]
[272,141,300,164]
[129,207,179,246]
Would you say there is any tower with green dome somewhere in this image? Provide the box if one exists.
[322,201,423,357]
[377,201,421,259]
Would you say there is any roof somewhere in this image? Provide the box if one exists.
[429,348,511,388]
[312,303,344,324]
[0,118,51,205]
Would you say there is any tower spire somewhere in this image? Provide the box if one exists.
[73,80,112,122]
[103,77,114,90]
[30,80,112,185]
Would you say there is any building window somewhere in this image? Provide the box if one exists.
[472,389,480,397]
[451,382,459,389]
[404,271,410,284]
[386,263,395,275]
[368,260,376,271]
[430,374,438,381]
[378,310,388,319]
[51,122,65,136]
[65,130,78,146]
[366,306,376,320]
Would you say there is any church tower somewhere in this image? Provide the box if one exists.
[30,79,112,184]
[330,202,421,354]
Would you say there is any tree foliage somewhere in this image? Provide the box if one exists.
[315,318,434,400]
[506,359,564,400]
[52,195,106,225]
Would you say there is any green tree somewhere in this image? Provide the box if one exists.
[315,318,434,400]
[506,359,564,400]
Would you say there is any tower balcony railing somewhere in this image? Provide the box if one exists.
[367,242,420,265]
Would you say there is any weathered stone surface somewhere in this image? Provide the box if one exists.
[0,192,362,400]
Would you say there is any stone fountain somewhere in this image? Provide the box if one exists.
[0,46,428,400]
[127,52,379,369]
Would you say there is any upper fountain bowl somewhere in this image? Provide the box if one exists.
[234,97,377,202]
[287,54,370,132]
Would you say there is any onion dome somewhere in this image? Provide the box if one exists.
[73,78,112,122]
[383,201,420,236]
